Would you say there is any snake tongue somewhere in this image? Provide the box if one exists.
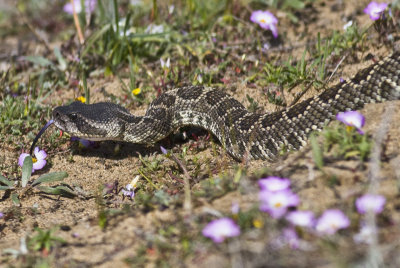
[30,119,54,155]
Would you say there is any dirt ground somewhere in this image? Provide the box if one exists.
[1,0,400,267]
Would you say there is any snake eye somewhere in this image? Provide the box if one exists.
[69,113,78,120]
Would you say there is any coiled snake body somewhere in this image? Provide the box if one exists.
[52,52,400,160]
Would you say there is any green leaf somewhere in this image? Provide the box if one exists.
[36,186,63,195]
[54,47,67,71]
[283,0,305,10]
[32,172,68,187]
[54,185,76,197]
[81,24,111,57]
[36,185,76,197]
[11,193,20,206]
[285,11,299,24]
[344,151,360,158]
[0,185,13,190]
[21,156,33,187]
[24,56,53,67]
[310,134,324,170]
[0,174,13,187]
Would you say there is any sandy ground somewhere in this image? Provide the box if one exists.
[1,0,400,267]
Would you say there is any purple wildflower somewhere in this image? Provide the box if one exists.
[121,176,139,199]
[286,210,315,228]
[262,43,270,52]
[258,176,291,192]
[272,227,300,249]
[363,2,388,20]
[231,202,240,214]
[259,189,300,219]
[103,183,114,194]
[71,137,95,148]
[121,183,135,199]
[336,111,366,134]
[250,10,278,38]
[63,0,97,15]
[355,194,386,214]
[202,218,240,243]
[0,212,4,219]
[282,228,300,249]
[18,147,47,173]
[315,209,350,235]
[160,146,168,155]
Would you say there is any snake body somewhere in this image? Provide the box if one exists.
[52,52,400,160]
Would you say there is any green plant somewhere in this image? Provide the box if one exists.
[323,126,372,161]
[0,156,74,205]
[28,227,66,252]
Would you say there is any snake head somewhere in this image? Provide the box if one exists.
[52,101,127,141]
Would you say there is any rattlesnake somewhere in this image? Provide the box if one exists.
[47,52,400,160]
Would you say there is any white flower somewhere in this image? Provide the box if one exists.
[343,20,353,30]
[160,58,170,69]
[145,24,164,34]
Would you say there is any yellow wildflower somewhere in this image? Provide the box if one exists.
[132,88,141,96]
[253,219,264,229]
[76,96,86,103]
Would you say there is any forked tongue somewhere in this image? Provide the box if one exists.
[29,119,55,155]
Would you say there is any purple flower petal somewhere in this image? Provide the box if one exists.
[231,202,240,214]
[355,194,386,214]
[33,147,47,160]
[202,217,240,243]
[79,139,93,148]
[19,147,47,173]
[160,146,168,155]
[364,1,388,20]
[63,0,97,15]
[268,23,278,38]
[315,209,350,235]
[122,189,135,199]
[121,183,135,199]
[336,111,365,134]
[259,189,300,219]
[32,147,47,171]
[71,137,95,148]
[33,159,47,170]
[258,176,291,192]
[250,10,278,38]
[18,153,30,167]
[286,210,315,228]
[282,227,300,249]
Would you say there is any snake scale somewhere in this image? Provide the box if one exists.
[51,52,400,160]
